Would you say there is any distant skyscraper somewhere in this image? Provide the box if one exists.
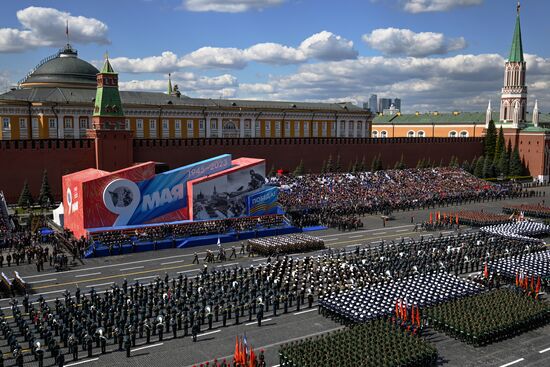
[369,94,378,114]
[378,98,391,113]
[393,98,401,111]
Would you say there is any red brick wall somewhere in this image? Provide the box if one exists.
[133,137,484,174]
[504,129,548,178]
[0,140,96,203]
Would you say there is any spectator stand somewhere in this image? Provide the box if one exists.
[85,214,300,258]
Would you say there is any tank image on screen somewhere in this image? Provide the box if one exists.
[193,163,266,220]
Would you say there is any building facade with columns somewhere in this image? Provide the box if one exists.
[0,45,370,142]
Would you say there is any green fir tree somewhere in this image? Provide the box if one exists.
[509,146,523,176]
[326,154,333,173]
[484,119,497,161]
[18,180,34,208]
[37,169,55,207]
[474,155,485,177]
[293,159,305,176]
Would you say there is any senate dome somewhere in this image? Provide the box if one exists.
[19,44,99,89]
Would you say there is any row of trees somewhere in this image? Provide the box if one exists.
[474,120,528,178]
[18,170,55,208]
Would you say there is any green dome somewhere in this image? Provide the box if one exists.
[20,45,99,89]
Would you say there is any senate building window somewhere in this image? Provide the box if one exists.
[380,131,388,138]
[371,130,378,138]
[460,131,469,138]
[407,130,415,138]
[449,131,457,138]
[2,118,9,130]
[417,131,425,138]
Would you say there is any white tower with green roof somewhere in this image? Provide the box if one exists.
[500,1,527,126]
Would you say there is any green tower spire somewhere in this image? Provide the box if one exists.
[93,57,124,118]
[168,73,173,95]
[508,2,524,63]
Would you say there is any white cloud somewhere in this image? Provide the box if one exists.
[362,28,466,57]
[0,7,109,53]
[183,0,286,13]
[178,47,247,69]
[402,0,483,13]
[107,31,356,72]
[115,52,550,113]
[109,52,179,73]
[300,31,358,61]
[119,72,238,98]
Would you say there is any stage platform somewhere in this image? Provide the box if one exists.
[84,223,301,258]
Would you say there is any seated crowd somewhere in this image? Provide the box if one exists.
[91,215,286,248]
[271,168,520,227]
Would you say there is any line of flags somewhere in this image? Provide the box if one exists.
[515,271,542,296]
[428,212,459,225]
[394,299,422,328]
[234,334,257,367]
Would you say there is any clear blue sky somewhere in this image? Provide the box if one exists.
[1,0,549,112]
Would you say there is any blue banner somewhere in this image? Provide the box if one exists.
[127,155,232,224]
[247,187,280,216]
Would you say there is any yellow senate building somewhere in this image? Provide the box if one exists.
[0,44,370,141]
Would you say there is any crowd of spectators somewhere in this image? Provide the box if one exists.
[272,168,519,227]
[91,215,286,248]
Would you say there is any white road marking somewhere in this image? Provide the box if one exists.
[318,225,413,239]
[373,232,386,236]
[396,229,409,232]
[178,269,199,274]
[22,253,194,279]
[346,244,361,248]
[324,238,340,241]
[246,318,271,326]
[65,358,99,367]
[293,308,316,315]
[133,275,158,281]
[499,358,524,367]
[30,278,57,284]
[86,282,113,288]
[252,258,267,262]
[197,329,221,337]
[120,266,144,272]
[539,347,550,354]
[160,260,185,266]
[132,343,164,353]
[349,235,363,238]
[35,289,66,296]
[219,263,238,267]
[75,272,101,278]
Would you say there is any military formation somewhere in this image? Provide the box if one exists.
[452,210,512,227]
[279,319,438,367]
[489,250,550,279]
[320,272,482,324]
[248,234,325,256]
[425,288,550,347]
[503,203,550,218]
[481,221,550,242]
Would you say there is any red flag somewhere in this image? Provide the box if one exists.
[536,276,541,294]
[530,276,535,291]
[403,301,408,321]
[483,263,489,279]
[416,307,421,327]
[456,215,459,225]
[429,212,433,223]
[249,347,256,367]
[515,272,519,287]
[234,336,240,364]
[395,300,399,318]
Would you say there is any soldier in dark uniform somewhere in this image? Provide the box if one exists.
[125,335,131,358]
